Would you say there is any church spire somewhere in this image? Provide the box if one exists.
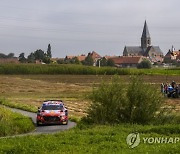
[141,20,151,49]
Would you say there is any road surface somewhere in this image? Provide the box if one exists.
[1,106,76,137]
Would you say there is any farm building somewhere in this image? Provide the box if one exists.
[110,56,146,68]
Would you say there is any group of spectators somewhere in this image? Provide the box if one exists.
[161,81,180,98]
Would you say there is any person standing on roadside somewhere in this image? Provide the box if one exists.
[171,81,176,88]
[161,83,164,94]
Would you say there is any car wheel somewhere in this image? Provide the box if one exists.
[36,121,41,126]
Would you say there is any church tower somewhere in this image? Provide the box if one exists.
[141,20,151,49]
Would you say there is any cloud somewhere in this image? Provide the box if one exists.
[0,0,180,57]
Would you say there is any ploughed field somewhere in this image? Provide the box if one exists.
[0,75,179,117]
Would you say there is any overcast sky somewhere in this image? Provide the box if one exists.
[0,0,180,57]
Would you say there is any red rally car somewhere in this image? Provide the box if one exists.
[36,100,68,126]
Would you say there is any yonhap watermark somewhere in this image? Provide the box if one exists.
[143,137,180,144]
[126,133,180,148]
[126,133,140,148]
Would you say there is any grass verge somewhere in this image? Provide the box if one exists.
[0,124,179,153]
[0,98,36,113]
[0,106,35,137]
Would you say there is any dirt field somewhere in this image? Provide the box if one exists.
[0,75,179,117]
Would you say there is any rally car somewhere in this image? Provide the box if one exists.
[36,100,68,126]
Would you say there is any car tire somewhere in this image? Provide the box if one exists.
[36,121,41,126]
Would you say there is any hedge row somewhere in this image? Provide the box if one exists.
[0,64,179,75]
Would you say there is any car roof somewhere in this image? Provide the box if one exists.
[42,100,64,106]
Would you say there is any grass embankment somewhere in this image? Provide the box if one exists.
[0,124,179,153]
[0,64,179,75]
[0,106,35,137]
[0,98,36,113]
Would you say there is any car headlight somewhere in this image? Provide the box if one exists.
[61,116,66,120]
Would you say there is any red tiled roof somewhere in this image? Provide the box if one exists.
[66,56,74,59]
[76,55,86,61]
[89,51,101,59]
[65,54,86,61]
[110,56,143,64]
[104,55,117,59]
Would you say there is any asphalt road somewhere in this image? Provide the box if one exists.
[3,106,76,135]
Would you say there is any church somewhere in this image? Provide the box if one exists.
[123,21,164,63]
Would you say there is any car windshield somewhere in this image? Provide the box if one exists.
[42,105,63,110]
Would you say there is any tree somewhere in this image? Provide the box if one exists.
[97,57,107,67]
[47,44,52,58]
[7,53,14,58]
[0,53,7,58]
[27,52,35,63]
[33,49,45,61]
[19,53,26,63]
[0,53,15,58]
[107,59,115,67]
[83,55,94,66]
[71,57,81,64]
[64,56,71,64]
[137,60,151,69]
[57,59,65,64]
[43,54,51,64]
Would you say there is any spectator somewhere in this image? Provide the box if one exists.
[171,81,176,88]
[164,83,168,94]
[161,83,164,94]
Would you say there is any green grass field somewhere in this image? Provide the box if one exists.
[0,124,179,154]
[0,74,179,153]
[0,106,35,137]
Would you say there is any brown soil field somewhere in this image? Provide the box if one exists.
[0,75,179,117]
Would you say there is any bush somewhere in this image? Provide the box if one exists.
[126,77,163,124]
[85,76,164,124]
[85,77,126,124]
[137,60,151,69]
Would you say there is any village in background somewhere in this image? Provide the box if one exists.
[0,21,180,68]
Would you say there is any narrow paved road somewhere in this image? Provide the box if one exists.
[2,106,76,136]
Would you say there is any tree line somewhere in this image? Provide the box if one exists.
[0,53,15,59]
[57,55,115,67]
[19,44,52,64]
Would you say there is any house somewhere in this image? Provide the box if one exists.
[177,53,180,62]
[164,46,180,63]
[0,58,19,64]
[65,55,74,60]
[76,54,86,61]
[50,58,65,64]
[104,55,117,60]
[110,56,146,68]
[88,51,102,66]
[123,21,163,63]
[65,54,86,62]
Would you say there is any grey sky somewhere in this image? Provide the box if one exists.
[0,0,180,57]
